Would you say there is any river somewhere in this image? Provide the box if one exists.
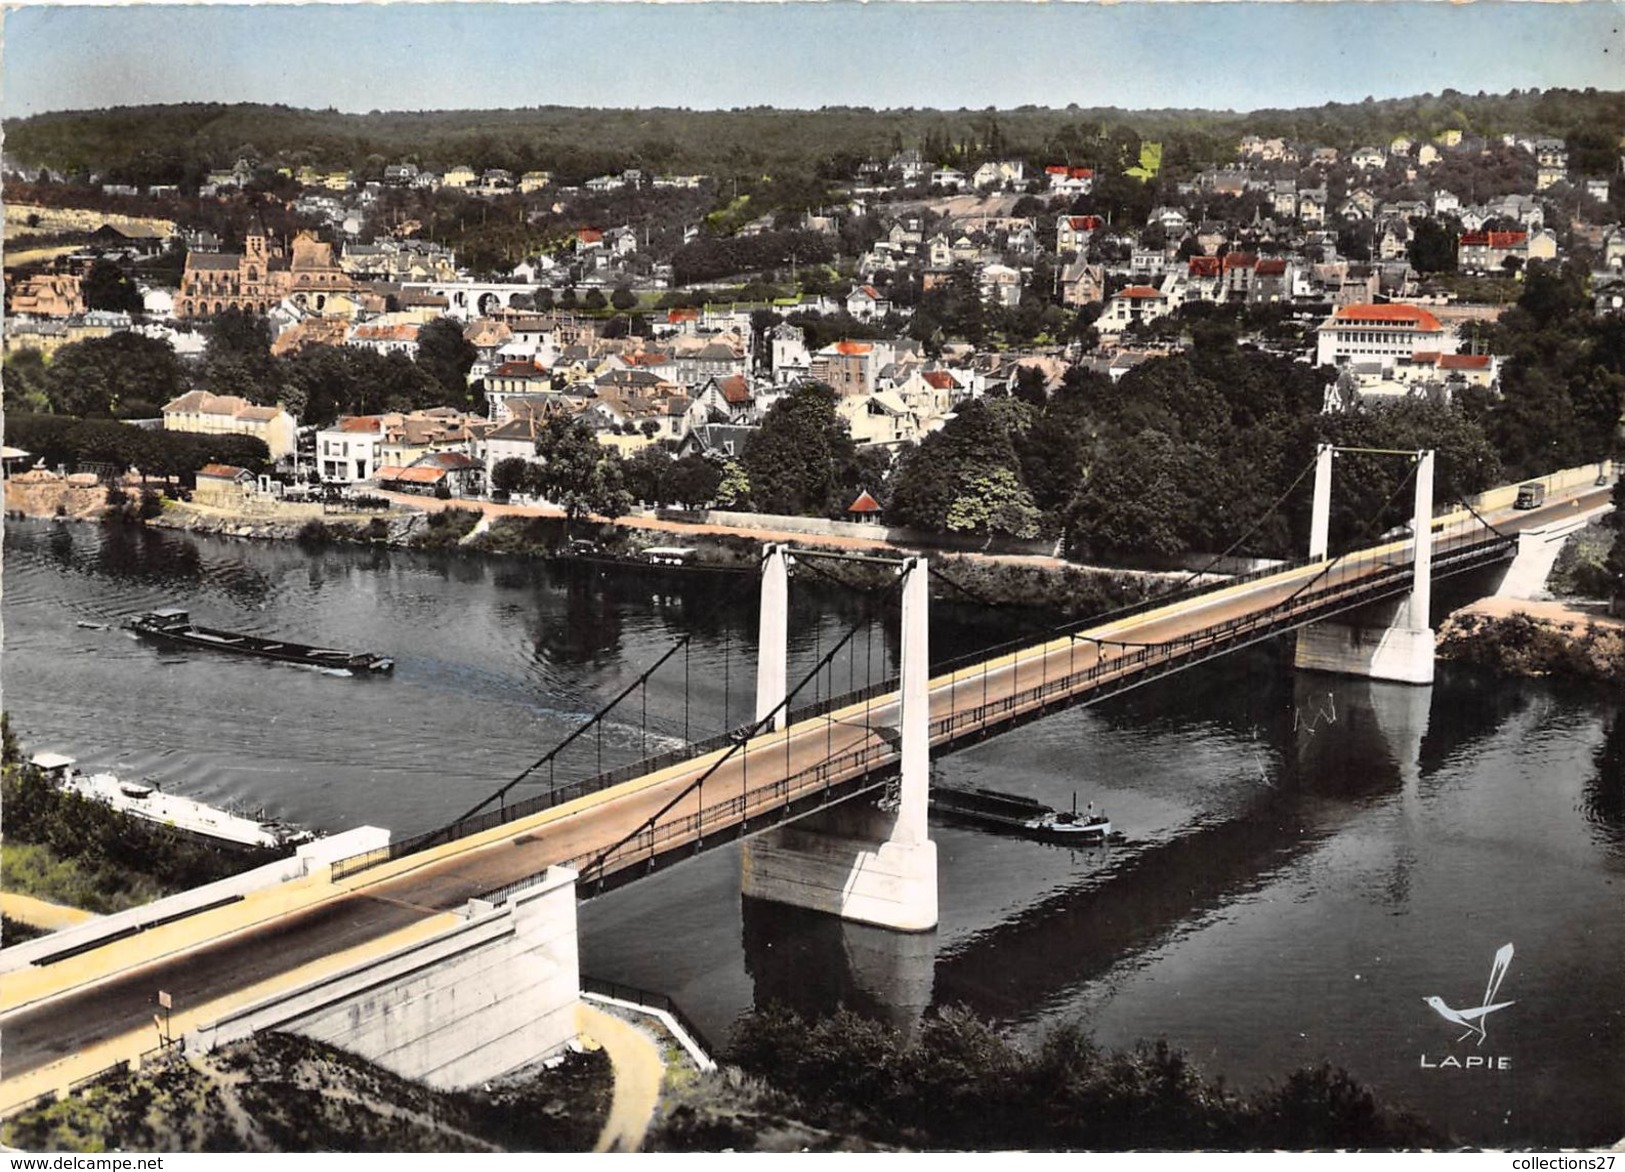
[3,517,1620,1148]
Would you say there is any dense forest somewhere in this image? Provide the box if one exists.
[7,88,1624,188]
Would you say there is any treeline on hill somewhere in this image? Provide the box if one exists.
[655,1004,1443,1150]
[9,89,1625,189]
[2,309,480,429]
[0,716,281,913]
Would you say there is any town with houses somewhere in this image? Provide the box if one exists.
[5,117,1625,517]
[5,53,1625,1155]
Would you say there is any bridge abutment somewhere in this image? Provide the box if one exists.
[740,557,938,932]
[187,867,581,1090]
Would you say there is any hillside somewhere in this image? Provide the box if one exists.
[6,88,1623,187]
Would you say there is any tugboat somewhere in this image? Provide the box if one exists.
[930,784,1113,844]
[28,752,314,851]
[126,608,393,674]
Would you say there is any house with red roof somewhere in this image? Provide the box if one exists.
[1315,303,1452,366]
[810,340,881,397]
[1098,286,1173,337]
[194,463,256,504]
[1458,230,1531,274]
[1044,166,1095,196]
[1056,214,1104,254]
[315,415,389,484]
[845,284,893,320]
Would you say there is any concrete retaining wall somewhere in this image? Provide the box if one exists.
[187,867,580,1090]
[0,826,390,974]
[1467,463,1604,515]
[660,507,1059,558]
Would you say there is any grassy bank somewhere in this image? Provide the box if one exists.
[2,1032,613,1153]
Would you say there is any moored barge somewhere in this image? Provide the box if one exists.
[29,752,313,851]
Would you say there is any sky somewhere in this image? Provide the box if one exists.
[2,1,1622,120]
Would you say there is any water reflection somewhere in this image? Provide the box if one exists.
[1583,708,1625,846]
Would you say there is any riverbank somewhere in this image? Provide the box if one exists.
[1437,596,1625,684]
[8,481,1196,620]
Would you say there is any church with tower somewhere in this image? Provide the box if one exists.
[178,217,354,318]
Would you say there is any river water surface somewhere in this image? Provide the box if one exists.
[3,518,1620,1147]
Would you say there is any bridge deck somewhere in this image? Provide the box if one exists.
[0,487,1604,1101]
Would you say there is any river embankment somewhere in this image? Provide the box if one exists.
[5,471,1196,620]
[1437,596,1625,684]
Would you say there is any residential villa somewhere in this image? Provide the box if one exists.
[162,391,298,461]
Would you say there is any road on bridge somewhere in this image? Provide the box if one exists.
[0,487,1605,1095]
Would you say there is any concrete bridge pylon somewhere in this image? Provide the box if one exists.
[755,544,790,732]
[1294,448,1438,685]
[741,555,939,932]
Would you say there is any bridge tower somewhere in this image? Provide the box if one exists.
[741,554,939,932]
[1295,447,1438,685]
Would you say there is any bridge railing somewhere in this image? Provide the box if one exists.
[332,722,758,881]
[580,975,718,1065]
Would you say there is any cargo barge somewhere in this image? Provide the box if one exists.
[930,784,1113,844]
[126,608,393,674]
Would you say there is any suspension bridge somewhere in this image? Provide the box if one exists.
[1,454,1608,1102]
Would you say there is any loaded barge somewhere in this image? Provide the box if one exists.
[126,608,393,674]
[29,752,313,851]
[930,784,1113,844]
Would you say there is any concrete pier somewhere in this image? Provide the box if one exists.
[741,557,938,932]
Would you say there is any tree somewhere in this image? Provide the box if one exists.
[888,399,1035,534]
[1407,217,1457,273]
[202,308,281,404]
[532,416,630,523]
[584,289,608,311]
[2,350,52,415]
[45,332,184,418]
[666,453,723,508]
[490,456,532,496]
[945,467,1042,540]
[82,259,144,315]
[741,382,860,517]
[414,317,478,405]
[714,460,750,508]
[1064,429,1196,561]
[622,444,673,505]
[610,285,638,312]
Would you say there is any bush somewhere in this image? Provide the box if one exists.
[1547,523,1616,599]
[720,1004,1443,1150]
[295,519,333,548]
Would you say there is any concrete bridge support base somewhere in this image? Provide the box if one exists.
[740,555,938,932]
[1292,598,1436,685]
[188,867,581,1090]
[741,803,939,932]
